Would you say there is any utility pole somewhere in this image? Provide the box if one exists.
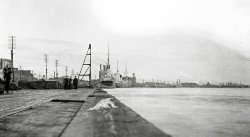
[19,65,22,81]
[107,43,110,66]
[9,36,16,82]
[71,69,74,77]
[65,66,68,77]
[55,60,59,78]
[248,59,250,84]
[44,54,48,79]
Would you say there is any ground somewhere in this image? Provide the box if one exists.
[0,88,170,137]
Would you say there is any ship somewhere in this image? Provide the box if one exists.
[113,61,123,88]
[99,46,115,88]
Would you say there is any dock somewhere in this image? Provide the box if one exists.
[0,89,171,137]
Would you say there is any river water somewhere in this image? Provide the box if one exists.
[106,88,250,137]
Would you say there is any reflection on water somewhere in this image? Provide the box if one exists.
[107,88,250,137]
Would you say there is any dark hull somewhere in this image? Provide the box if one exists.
[115,83,123,88]
[100,81,115,88]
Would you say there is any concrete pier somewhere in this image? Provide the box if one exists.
[0,89,171,137]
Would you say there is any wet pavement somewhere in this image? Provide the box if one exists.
[0,89,92,118]
[0,88,170,137]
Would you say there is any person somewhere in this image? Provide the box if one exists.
[68,77,72,89]
[0,77,4,94]
[73,76,78,90]
[3,65,12,94]
[63,77,68,89]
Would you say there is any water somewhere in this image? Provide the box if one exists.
[106,88,250,137]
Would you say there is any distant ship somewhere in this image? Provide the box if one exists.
[113,61,123,88]
[99,46,115,88]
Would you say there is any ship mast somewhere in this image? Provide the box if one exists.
[124,63,128,77]
[117,60,119,73]
[108,44,110,66]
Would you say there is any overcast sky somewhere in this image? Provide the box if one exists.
[0,0,250,84]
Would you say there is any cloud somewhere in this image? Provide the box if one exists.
[107,32,250,83]
[0,0,249,83]
[91,0,250,57]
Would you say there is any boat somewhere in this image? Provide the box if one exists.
[113,61,123,88]
[99,46,115,88]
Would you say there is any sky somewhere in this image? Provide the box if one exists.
[0,0,250,84]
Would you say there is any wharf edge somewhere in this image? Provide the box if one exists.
[0,88,171,137]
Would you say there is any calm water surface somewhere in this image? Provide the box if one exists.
[106,88,250,137]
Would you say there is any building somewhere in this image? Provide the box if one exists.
[0,58,11,69]
[121,73,136,87]
[181,82,199,88]
[14,69,36,81]
[0,58,11,79]
[131,73,136,87]
[1,58,35,81]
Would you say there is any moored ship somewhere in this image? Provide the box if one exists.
[99,47,115,88]
[99,64,115,88]
[113,61,123,88]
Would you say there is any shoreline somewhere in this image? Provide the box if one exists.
[0,88,171,137]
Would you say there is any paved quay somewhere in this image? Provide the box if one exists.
[0,88,171,137]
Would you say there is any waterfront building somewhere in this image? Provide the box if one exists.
[49,77,65,83]
[176,79,182,87]
[14,69,36,81]
[0,58,12,79]
[121,73,136,88]
[181,82,199,88]
[0,58,11,69]
[1,58,36,81]
[131,73,136,87]
[145,82,155,88]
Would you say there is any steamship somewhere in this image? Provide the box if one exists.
[99,48,115,88]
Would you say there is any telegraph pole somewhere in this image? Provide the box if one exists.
[19,65,22,80]
[55,60,59,78]
[71,69,74,77]
[44,54,48,79]
[248,59,250,84]
[9,36,16,82]
[65,66,68,77]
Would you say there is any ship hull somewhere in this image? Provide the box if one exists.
[115,83,123,88]
[100,81,115,88]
